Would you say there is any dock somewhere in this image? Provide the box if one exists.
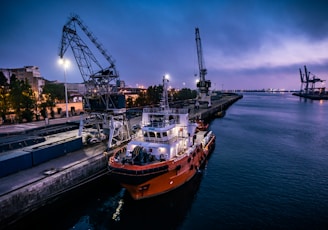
[189,93,243,120]
[293,65,328,100]
[292,92,328,100]
[0,93,242,228]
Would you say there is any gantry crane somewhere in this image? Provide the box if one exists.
[58,14,131,149]
[195,27,212,108]
[299,65,325,94]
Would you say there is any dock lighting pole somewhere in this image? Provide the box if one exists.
[58,58,70,118]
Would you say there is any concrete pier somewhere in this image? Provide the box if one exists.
[190,93,243,120]
[0,93,242,228]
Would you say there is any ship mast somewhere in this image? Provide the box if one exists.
[160,74,170,111]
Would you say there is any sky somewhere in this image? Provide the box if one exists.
[1,0,328,90]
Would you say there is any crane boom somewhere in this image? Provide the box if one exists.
[195,28,207,82]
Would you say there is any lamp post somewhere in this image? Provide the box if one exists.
[58,58,70,119]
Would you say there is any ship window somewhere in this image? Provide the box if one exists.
[163,132,167,137]
[157,132,161,138]
[143,131,148,137]
[149,132,155,137]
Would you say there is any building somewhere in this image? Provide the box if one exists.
[0,66,45,100]
[120,87,147,105]
[67,83,86,102]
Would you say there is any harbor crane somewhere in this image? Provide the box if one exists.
[59,14,122,111]
[195,27,212,108]
[58,14,131,148]
[299,65,325,94]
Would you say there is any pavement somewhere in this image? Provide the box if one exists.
[0,115,105,197]
[0,142,107,197]
[0,114,142,198]
[0,116,81,135]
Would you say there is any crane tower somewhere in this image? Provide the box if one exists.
[58,14,130,149]
[195,27,212,108]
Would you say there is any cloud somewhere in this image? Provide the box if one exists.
[1,0,328,90]
[206,34,328,71]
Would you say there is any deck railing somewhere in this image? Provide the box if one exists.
[143,108,188,114]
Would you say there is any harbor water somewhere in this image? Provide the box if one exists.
[7,93,328,230]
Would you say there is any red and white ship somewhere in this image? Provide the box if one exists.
[108,76,216,200]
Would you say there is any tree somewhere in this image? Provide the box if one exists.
[133,84,197,107]
[9,75,36,122]
[176,88,197,100]
[21,79,36,122]
[135,91,147,107]
[126,96,134,108]
[42,81,65,102]
[9,75,22,121]
[0,71,10,123]
[146,85,163,105]
[39,81,66,119]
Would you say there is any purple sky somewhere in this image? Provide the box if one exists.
[1,0,328,90]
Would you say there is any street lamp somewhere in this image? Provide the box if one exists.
[58,58,70,118]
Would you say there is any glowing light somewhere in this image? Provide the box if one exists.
[129,144,136,151]
[158,147,166,153]
[58,58,70,69]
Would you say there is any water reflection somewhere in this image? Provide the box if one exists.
[106,172,204,230]
[67,172,204,230]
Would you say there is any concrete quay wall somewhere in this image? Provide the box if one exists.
[0,149,110,228]
[190,94,243,120]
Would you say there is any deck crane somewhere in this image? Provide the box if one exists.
[58,14,131,149]
[195,27,212,108]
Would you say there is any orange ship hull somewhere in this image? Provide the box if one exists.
[108,135,215,200]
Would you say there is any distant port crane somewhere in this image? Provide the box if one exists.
[299,65,325,94]
[195,27,212,108]
[58,14,130,148]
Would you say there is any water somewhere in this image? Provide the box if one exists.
[7,93,328,230]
